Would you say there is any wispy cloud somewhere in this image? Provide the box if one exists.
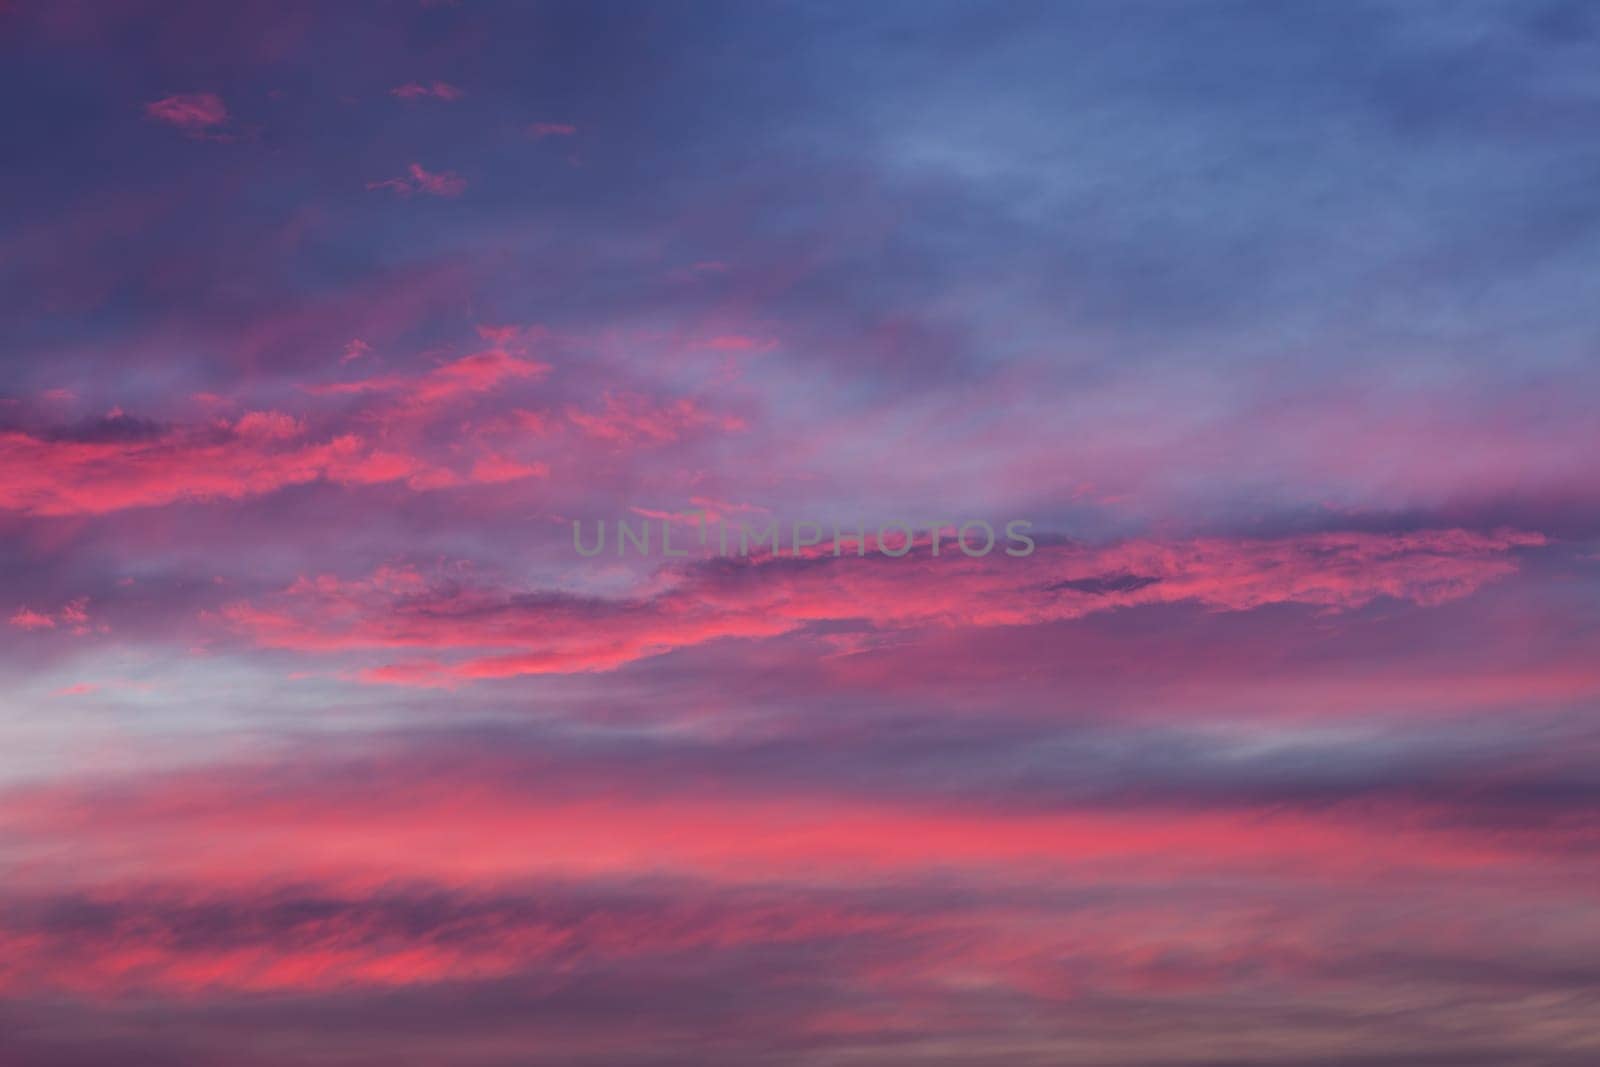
[221,528,1543,684]
[366,162,466,197]
[143,92,228,129]
[390,81,465,102]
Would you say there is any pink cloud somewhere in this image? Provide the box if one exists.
[0,741,1581,1052]
[222,528,1544,684]
[390,81,465,102]
[9,607,56,630]
[0,322,573,517]
[366,163,467,198]
[698,334,778,353]
[469,454,549,484]
[9,598,93,634]
[566,392,746,445]
[0,746,1543,901]
[527,122,577,138]
[143,93,228,129]
[0,416,449,517]
[0,887,894,999]
[306,338,550,412]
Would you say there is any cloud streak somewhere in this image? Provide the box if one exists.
[221,528,1542,683]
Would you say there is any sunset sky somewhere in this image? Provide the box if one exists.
[3,2,1600,1065]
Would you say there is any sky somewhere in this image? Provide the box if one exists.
[3,1,1600,1064]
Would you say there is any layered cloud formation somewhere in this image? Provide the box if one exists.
[3,2,1600,1065]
